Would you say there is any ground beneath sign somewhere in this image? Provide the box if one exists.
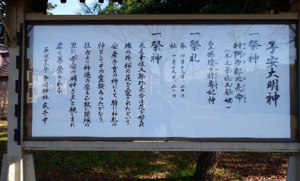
[0,121,288,180]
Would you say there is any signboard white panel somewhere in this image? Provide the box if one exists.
[26,23,296,138]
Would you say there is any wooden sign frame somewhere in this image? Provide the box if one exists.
[1,3,300,179]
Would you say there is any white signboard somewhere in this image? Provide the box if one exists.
[26,23,296,139]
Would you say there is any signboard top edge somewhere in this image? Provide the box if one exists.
[25,13,298,21]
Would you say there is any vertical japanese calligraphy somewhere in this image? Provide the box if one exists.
[42,47,50,124]
[266,41,280,107]
[124,42,132,125]
[248,34,260,63]
[179,42,186,98]
[170,42,177,98]
[233,41,246,104]
[151,33,163,64]
[69,42,78,127]
[98,42,105,123]
[207,41,218,104]
[56,42,63,94]
[223,49,233,108]
[111,42,119,126]
[83,42,92,127]
[189,33,201,63]
[138,42,146,127]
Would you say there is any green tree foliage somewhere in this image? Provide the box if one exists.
[47,2,58,15]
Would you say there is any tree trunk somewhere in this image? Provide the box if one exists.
[194,151,221,181]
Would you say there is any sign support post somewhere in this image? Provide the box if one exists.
[286,2,300,180]
[287,153,300,180]
[0,0,35,181]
